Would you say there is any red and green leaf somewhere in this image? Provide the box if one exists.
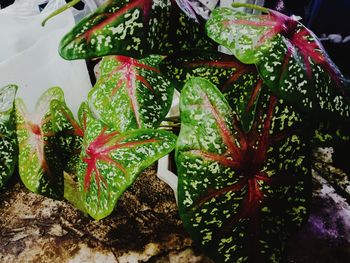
[206,5,350,121]
[51,101,92,211]
[59,0,215,60]
[78,101,96,132]
[16,87,66,199]
[160,50,262,132]
[77,118,177,220]
[88,55,174,132]
[0,85,18,188]
[176,78,311,262]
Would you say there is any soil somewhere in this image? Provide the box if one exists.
[0,166,212,263]
[1,150,350,263]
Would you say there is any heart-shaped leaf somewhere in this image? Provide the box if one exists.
[206,5,350,121]
[176,78,311,262]
[88,55,174,132]
[78,118,177,220]
[160,50,262,132]
[59,0,215,60]
[0,85,18,188]
[16,87,66,199]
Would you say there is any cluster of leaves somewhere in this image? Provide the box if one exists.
[169,3,350,262]
[1,53,177,220]
[2,1,350,263]
[163,2,350,262]
[56,0,216,59]
[161,49,313,262]
[77,54,177,219]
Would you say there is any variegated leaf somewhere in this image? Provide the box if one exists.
[78,118,177,220]
[64,171,87,214]
[0,85,18,188]
[51,100,84,175]
[206,5,350,121]
[16,87,66,199]
[50,101,89,211]
[160,50,261,132]
[176,78,311,262]
[78,101,97,132]
[88,55,174,132]
[59,0,215,60]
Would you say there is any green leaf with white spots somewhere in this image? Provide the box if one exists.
[88,55,174,132]
[0,85,18,188]
[78,101,96,132]
[50,101,87,211]
[77,118,177,220]
[206,5,350,121]
[16,87,66,199]
[176,77,311,263]
[64,171,87,214]
[160,50,262,132]
[51,100,84,175]
[59,0,215,60]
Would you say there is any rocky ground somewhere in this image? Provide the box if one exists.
[1,149,350,263]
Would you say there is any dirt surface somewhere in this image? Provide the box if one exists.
[1,151,350,263]
[286,148,350,263]
[0,166,212,263]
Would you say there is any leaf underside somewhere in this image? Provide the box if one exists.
[59,0,215,60]
[206,7,350,121]
[78,118,177,220]
[176,78,311,262]
[88,55,174,132]
[0,85,18,188]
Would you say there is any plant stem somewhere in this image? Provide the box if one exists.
[231,2,269,14]
[42,0,82,27]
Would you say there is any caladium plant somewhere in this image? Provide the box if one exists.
[206,3,350,121]
[176,77,311,262]
[160,50,261,132]
[16,1,347,260]
[88,55,174,131]
[16,87,76,199]
[57,0,215,60]
[0,85,18,188]
[77,117,177,220]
